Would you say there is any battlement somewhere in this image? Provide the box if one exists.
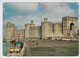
[6,22,16,28]
[62,17,77,21]
[5,17,78,40]
[54,22,62,24]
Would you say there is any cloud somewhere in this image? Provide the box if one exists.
[3,2,78,29]
[3,15,43,29]
[3,2,79,38]
[40,3,76,17]
[4,16,29,28]
[4,3,38,12]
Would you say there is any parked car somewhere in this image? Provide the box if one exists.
[57,38,62,41]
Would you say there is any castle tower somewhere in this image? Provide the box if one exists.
[25,20,40,39]
[5,22,16,40]
[25,20,35,39]
[41,18,53,39]
[62,17,77,37]
[25,24,31,39]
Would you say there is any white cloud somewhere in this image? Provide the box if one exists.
[38,3,76,22]
[4,3,77,29]
[5,3,38,11]
[40,3,76,17]
[3,15,43,29]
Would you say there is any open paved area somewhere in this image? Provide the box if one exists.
[24,40,79,56]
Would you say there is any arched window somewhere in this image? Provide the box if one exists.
[70,23,74,30]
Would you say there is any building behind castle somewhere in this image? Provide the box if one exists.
[5,17,78,40]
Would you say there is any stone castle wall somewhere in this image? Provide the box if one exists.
[5,17,78,40]
[62,17,77,37]
[14,29,25,40]
[5,22,16,40]
[41,18,54,39]
[54,22,62,34]
[25,21,40,39]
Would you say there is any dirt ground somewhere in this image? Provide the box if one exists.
[24,40,79,56]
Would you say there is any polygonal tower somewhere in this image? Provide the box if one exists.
[62,17,78,37]
[5,22,16,40]
[41,18,54,39]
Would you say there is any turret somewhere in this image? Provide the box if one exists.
[31,20,33,25]
[62,17,78,37]
[44,18,48,22]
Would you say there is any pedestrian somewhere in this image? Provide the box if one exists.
[36,42,38,45]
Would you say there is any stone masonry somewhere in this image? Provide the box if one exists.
[5,17,78,40]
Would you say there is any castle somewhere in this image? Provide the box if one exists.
[5,17,78,40]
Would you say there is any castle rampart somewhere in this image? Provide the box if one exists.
[5,17,78,40]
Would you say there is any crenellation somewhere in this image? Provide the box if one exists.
[62,17,78,37]
[5,17,78,40]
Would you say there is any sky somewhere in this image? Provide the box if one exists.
[3,2,79,39]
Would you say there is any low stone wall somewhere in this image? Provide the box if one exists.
[20,42,26,56]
